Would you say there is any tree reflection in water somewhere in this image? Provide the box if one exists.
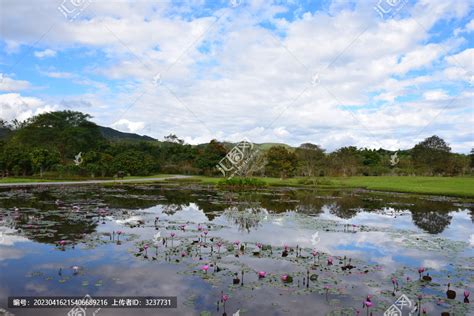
[0,185,469,243]
[410,210,453,234]
[161,204,184,215]
[223,204,268,233]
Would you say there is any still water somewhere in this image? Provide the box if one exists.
[0,183,472,315]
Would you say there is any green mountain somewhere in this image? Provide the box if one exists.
[99,126,157,142]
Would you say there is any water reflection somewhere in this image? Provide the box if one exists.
[0,184,472,315]
[222,204,267,233]
[0,185,471,246]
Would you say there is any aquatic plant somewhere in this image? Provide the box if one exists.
[170,232,176,247]
[363,299,373,316]
[327,257,333,266]
[446,283,456,299]
[222,294,229,314]
[417,267,425,279]
[312,249,318,264]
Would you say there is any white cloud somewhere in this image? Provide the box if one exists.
[0,0,472,152]
[41,70,74,79]
[0,74,30,91]
[273,127,289,137]
[466,19,474,32]
[111,119,145,133]
[34,48,56,58]
[0,93,56,121]
[423,89,449,101]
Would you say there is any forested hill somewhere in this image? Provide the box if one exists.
[0,110,472,178]
[99,126,156,142]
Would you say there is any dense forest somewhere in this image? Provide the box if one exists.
[0,111,472,178]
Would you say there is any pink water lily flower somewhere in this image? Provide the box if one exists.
[258,271,266,278]
[281,274,288,282]
[327,257,333,265]
[464,291,470,298]
[201,265,209,273]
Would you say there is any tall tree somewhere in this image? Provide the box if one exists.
[295,143,325,176]
[470,148,474,169]
[411,135,451,175]
[265,146,298,178]
[30,148,60,177]
[194,139,227,175]
[329,146,361,176]
[13,111,104,161]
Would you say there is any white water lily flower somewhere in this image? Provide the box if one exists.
[233,310,240,316]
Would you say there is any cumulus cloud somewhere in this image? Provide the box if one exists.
[34,48,56,58]
[111,119,145,133]
[0,93,56,121]
[0,0,472,152]
[0,74,30,92]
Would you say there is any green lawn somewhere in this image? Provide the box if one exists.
[123,174,172,179]
[0,177,60,183]
[189,175,474,198]
[327,176,474,198]
[0,174,172,184]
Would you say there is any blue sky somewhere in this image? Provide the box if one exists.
[0,0,473,152]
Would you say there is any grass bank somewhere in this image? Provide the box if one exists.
[188,175,474,198]
[0,174,172,184]
[1,174,473,198]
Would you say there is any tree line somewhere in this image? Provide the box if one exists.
[0,111,472,178]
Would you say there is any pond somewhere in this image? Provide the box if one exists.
[0,183,472,316]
